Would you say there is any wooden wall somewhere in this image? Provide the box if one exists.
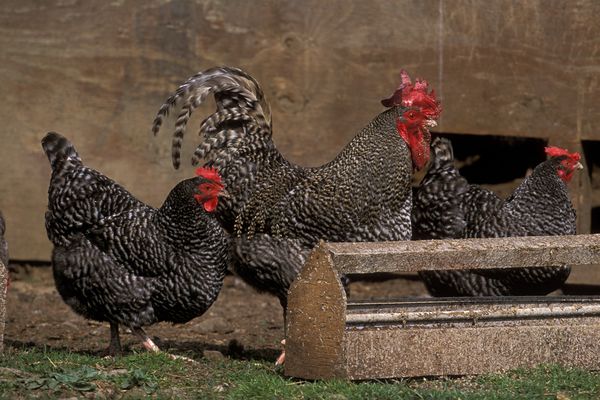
[1,0,599,260]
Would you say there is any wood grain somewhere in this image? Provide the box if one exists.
[1,0,599,259]
[329,234,600,273]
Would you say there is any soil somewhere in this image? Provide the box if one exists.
[4,265,428,361]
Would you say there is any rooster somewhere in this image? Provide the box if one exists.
[152,66,441,362]
[414,138,583,296]
[43,132,230,355]
[152,67,440,239]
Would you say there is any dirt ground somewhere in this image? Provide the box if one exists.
[4,265,428,361]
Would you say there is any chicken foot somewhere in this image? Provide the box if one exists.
[275,310,286,366]
[275,339,286,366]
[131,327,196,363]
[132,327,160,352]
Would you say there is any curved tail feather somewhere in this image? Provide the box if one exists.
[42,132,82,172]
[412,137,469,240]
[429,137,455,169]
[152,66,272,169]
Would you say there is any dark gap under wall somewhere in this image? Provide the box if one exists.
[591,208,600,234]
[435,133,548,184]
[583,140,600,233]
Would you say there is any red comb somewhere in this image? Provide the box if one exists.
[381,70,441,119]
[195,166,223,184]
[544,146,580,161]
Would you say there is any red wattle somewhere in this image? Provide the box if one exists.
[203,197,218,212]
[396,119,429,171]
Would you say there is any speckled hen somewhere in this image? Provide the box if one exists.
[43,132,230,355]
[413,138,582,296]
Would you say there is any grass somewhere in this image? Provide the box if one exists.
[2,345,600,399]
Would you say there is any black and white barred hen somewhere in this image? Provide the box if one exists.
[413,138,582,296]
[152,66,440,298]
[43,132,229,355]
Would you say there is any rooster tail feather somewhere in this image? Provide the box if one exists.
[430,137,455,168]
[42,132,82,171]
[152,66,272,169]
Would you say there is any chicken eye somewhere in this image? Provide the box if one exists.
[198,183,214,194]
[407,112,416,119]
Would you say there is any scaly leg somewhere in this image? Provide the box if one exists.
[102,322,122,357]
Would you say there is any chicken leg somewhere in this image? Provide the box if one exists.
[275,310,286,365]
[102,322,122,357]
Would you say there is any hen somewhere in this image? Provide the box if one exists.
[413,138,582,296]
[152,67,440,363]
[43,132,230,355]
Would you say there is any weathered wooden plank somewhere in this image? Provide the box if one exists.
[328,234,600,274]
[437,0,600,141]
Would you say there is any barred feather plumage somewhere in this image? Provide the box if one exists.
[412,137,469,240]
[43,132,229,353]
[231,235,309,308]
[153,67,271,171]
[414,138,577,296]
[199,108,254,134]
